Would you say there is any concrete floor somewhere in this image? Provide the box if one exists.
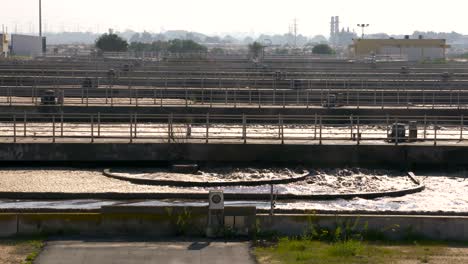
[35,240,255,264]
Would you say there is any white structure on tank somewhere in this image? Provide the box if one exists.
[0,33,9,58]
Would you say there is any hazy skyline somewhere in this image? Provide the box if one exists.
[2,0,468,37]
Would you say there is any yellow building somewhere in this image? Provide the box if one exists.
[350,37,450,61]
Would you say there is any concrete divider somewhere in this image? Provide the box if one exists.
[1,211,468,241]
[1,105,468,117]
[1,143,468,168]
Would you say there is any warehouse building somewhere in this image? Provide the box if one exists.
[350,36,450,61]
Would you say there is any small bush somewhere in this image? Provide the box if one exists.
[327,240,364,257]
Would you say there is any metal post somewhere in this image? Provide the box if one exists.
[357,87,360,109]
[242,114,247,144]
[461,115,464,141]
[91,115,94,143]
[381,88,384,109]
[210,89,213,108]
[201,82,205,105]
[350,115,354,140]
[160,88,163,107]
[283,90,285,109]
[23,112,27,137]
[135,87,139,107]
[52,115,55,143]
[395,118,399,146]
[60,112,64,137]
[206,113,210,144]
[314,114,317,140]
[319,116,322,145]
[270,184,275,217]
[424,115,427,140]
[130,113,133,143]
[258,89,261,109]
[168,113,173,143]
[434,118,437,146]
[234,89,237,108]
[279,114,284,144]
[131,113,136,138]
[13,115,16,143]
[357,117,360,145]
[98,112,101,137]
[386,114,390,140]
[110,85,114,107]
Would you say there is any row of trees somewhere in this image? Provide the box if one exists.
[129,39,207,53]
[95,33,335,55]
[248,41,335,58]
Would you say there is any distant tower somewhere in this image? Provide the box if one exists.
[335,16,340,46]
[330,16,335,42]
[293,18,298,48]
[335,16,339,36]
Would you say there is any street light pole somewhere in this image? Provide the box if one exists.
[357,24,370,39]
[39,0,42,37]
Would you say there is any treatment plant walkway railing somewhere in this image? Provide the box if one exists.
[0,113,467,146]
[1,85,468,109]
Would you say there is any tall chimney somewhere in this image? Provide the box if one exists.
[334,16,340,38]
[330,16,335,40]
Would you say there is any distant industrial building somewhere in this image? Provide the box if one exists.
[330,16,358,48]
[350,36,450,61]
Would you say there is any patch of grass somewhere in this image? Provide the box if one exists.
[22,239,45,264]
[254,238,464,264]
[0,236,45,264]
[326,240,364,257]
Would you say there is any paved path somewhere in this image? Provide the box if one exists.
[35,240,256,264]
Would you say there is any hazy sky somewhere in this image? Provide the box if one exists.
[2,0,467,37]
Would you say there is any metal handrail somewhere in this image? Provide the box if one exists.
[0,112,465,145]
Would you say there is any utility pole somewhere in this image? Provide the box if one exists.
[357,24,369,39]
[39,0,42,37]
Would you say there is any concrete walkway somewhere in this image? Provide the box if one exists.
[35,240,256,264]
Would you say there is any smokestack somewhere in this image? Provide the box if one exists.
[330,16,335,39]
[334,16,339,38]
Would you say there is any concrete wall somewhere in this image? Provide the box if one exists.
[1,212,467,241]
[0,143,467,168]
[259,214,468,241]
